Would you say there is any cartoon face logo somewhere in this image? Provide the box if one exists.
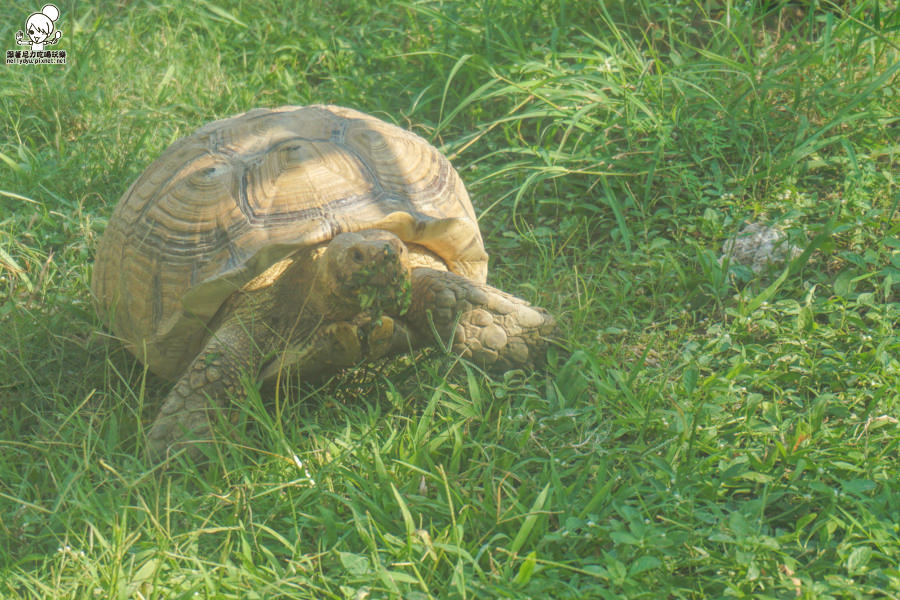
[15,4,62,51]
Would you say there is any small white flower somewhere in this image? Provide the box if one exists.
[292,453,315,484]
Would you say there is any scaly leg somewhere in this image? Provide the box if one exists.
[147,320,255,460]
[404,267,556,370]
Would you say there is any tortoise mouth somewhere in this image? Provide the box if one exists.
[342,259,412,316]
[323,231,412,317]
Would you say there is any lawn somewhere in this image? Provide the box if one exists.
[1,1,899,598]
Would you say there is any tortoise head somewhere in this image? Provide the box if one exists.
[321,230,412,319]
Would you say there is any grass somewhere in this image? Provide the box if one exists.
[1,0,899,597]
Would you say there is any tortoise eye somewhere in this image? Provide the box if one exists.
[351,249,364,263]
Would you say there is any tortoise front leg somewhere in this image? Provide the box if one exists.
[260,314,405,381]
[147,321,254,461]
[148,315,396,459]
[403,268,556,370]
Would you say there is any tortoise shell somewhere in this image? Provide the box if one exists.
[93,105,488,379]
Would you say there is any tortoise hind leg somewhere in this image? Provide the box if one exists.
[403,267,556,370]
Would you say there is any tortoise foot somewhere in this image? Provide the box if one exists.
[147,382,219,461]
[409,268,556,369]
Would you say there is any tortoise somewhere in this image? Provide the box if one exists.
[92,105,556,459]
